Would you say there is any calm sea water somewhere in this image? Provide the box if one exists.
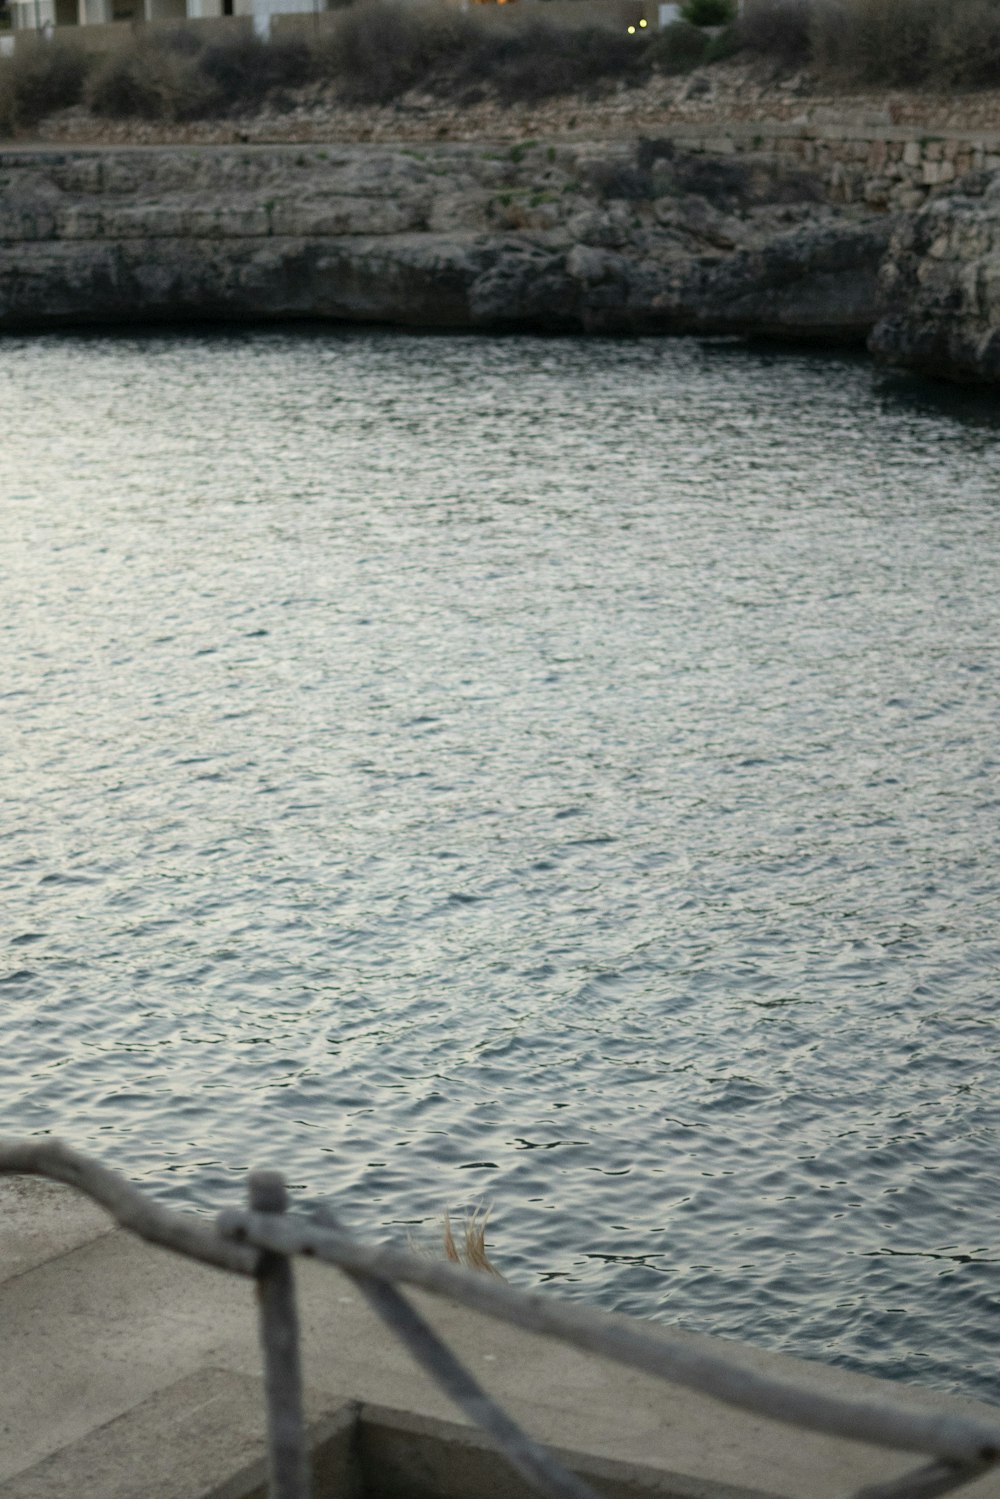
[1,329,998,1401]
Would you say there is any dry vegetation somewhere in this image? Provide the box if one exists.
[4,0,1000,134]
[0,6,644,129]
[739,0,1000,86]
[441,1208,505,1279]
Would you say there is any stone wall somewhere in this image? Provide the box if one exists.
[658,119,1000,212]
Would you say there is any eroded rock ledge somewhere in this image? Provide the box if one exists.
[0,140,890,340]
[871,171,1000,383]
[0,138,998,382]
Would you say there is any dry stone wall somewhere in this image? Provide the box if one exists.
[657,120,1000,212]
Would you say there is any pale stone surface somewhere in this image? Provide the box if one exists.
[0,1176,112,1284]
[2,1176,1000,1499]
[0,1370,350,1499]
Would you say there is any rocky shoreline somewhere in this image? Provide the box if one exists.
[0,129,997,382]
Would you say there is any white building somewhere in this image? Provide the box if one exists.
[8,0,320,35]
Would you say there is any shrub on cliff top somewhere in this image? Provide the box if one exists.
[19,5,647,125]
[806,0,1000,86]
[735,0,812,66]
[729,0,1000,86]
[86,32,213,119]
[0,37,89,132]
[199,31,318,107]
[642,19,710,73]
[450,19,641,104]
[320,3,642,106]
[810,0,939,83]
[86,26,319,119]
[932,0,1000,87]
[11,0,1000,133]
[316,1,475,104]
[680,0,737,26]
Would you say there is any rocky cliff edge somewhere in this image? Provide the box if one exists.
[1,137,998,383]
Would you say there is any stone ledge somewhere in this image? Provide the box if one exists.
[0,1372,775,1499]
[355,1404,773,1499]
[3,1177,1000,1499]
[0,1176,112,1286]
[0,1370,355,1499]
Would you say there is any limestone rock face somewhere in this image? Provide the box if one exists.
[693,219,896,341]
[870,173,1000,384]
[0,140,891,343]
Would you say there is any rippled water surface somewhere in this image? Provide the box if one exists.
[2,330,998,1399]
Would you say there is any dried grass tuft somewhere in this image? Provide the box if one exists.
[441,1208,506,1279]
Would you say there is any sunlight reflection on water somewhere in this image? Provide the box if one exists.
[1,329,999,1399]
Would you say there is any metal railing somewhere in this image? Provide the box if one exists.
[2,1138,998,1499]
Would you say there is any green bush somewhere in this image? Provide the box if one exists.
[680,0,737,26]
[648,19,710,72]
[0,37,89,131]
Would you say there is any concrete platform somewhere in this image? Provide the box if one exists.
[2,1177,999,1499]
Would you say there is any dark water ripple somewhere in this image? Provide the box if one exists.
[1,331,998,1400]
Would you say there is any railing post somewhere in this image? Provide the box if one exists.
[249,1170,311,1499]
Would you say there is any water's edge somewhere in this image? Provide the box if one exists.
[0,137,898,353]
[3,135,998,381]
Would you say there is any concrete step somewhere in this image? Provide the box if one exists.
[0,1366,771,1499]
[0,1369,355,1499]
[3,1178,1000,1499]
[356,1403,773,1499]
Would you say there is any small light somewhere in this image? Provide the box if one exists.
[639,17,647,24]
[627,24,635,32]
